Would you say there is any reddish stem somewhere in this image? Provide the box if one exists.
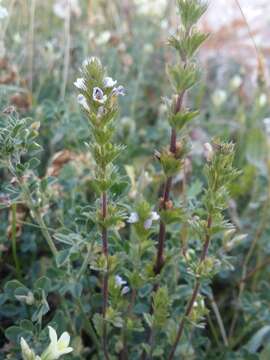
[154,91,185,276]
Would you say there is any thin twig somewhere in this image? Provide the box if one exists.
[11,203,22,279]
[154,91,185,276]
[61,0,71,100]
[208,295,228,347]
[239,257,270,284]
[167,215,212,360]
[28,0,36,93]
[101,192,110,360]
[76,298,101,354]
[229,196,269,339]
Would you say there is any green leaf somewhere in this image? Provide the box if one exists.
[153,287,170,328]
[177,0,208,29]
[55,249,70,267]
[5,326,32,343]
[246,326,270,353]
[159,151,182,177]
[178,31,209,59]
[167,63,200,93]
[27,157,40,169]
[34,277,51,293]
[169,109,199,131]
[4,280,27,297]
[143,313,153,327]
[160,207,185,225]
[260,343,270,360]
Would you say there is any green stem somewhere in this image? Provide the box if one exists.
[11,203,22,279]
[207,313,220,347]
[77,244,92,281]
[208,295,228,347]
[77,299,101,355]
[20,181,58,257]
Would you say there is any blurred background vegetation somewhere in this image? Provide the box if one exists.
[1,0,270,359]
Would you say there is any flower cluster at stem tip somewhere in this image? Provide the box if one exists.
[74,56,126,113]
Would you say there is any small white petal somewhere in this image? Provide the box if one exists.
[74,77,86,91]
[144,218,153,230]
[121,286,130,295]
[103,76,117,88]
[77,94,90,111]
[127,212,139,224]
[83,56,101,68]
[58,332,70,348]
[48,326,58,345]
[150,211,160,221]
[112,85,126,97]
[115,275,127,287]
[60,346,73,355]
[20,337,34,359]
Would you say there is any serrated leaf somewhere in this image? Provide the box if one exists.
[169,109,199,130]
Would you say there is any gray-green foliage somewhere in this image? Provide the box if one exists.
[1,1,270,360]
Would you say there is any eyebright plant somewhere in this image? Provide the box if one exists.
[0,1,246,360]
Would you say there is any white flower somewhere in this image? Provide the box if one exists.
[77,94,90,111]
[127,212,139,224]
[42,326,73,360]
[74,78,86,91]
[112,86,126,97]
[144,211,160,230]
[115,275,129,295]
[211,89,227,107]
[103,76,117,88]
[115,275,127,287]
[20,338,37,360]
[203,142,214,162]
[92,87,107,104]
[83,56,101,68]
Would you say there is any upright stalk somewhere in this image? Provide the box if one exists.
[167,215,212,360]
[146,2,210,357]
[61,0,71,100]
[101,191,110,360]
[167,139,238,358]
[11,203,22,279]
[28,0,36,93]
[154,91,185,276]
[74,57,125,359]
